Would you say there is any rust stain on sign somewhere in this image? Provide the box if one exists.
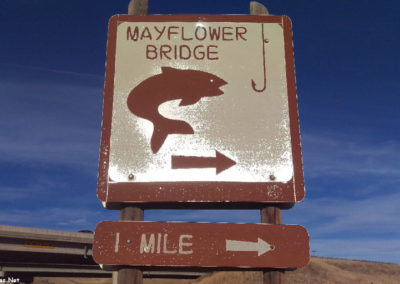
[93,221,309,269]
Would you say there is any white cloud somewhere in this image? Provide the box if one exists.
[0,207,117,231]
[0,179,64,202]
[1,63,103,79]
[0,186,29,201]
[292,132,400,244]
[302,133,400,177]
[285,191,400,236]
[0,80,102,171]
[311,238,400,264]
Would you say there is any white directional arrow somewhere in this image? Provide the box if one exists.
[226,238,273,256]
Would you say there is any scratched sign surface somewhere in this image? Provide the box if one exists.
[97,15,304,204]
[93,221,309,269]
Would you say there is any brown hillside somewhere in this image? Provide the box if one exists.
[285,257,400,284]
[34,257,400,284]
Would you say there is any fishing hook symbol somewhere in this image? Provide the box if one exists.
[251,23,267,93]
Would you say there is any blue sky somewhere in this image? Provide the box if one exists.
[1,0,399,264]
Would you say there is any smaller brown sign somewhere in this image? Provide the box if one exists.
[93,221,309,269]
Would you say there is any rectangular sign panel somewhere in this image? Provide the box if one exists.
[93,221,309,269]
[97,15,304,205]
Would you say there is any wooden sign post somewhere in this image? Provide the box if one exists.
[95,1,308,284]
[115,5,146,284]
[249,3,284,283]
[115,1,148,283]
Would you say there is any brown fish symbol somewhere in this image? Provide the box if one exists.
[127,67,227,154]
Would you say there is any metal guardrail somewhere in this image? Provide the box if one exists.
[0,225,93,256]
[0,224,107,282]
[0,225,205,282]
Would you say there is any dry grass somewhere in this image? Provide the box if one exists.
[33,257,400,284]
[285,257,400,284]
[192,271,262,284]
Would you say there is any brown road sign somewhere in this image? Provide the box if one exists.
[97,15,304,205]
[93,221,309,269]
